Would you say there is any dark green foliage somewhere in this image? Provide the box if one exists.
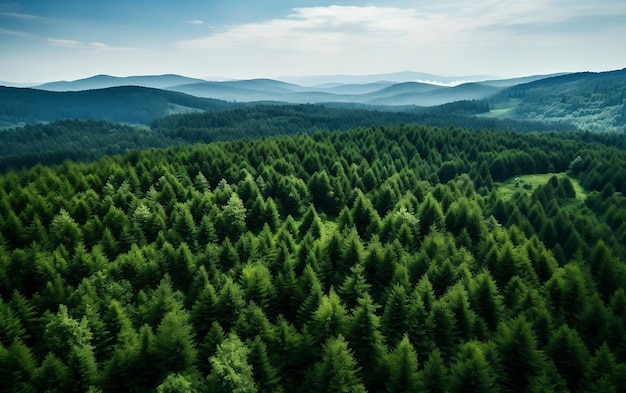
[449,342,498,393]
[386,335,421,393]
[547,325,590,392]
[308,335,366,393]
[0,120,625,393]
[495,316,544,393]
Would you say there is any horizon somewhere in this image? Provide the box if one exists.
[2,1,626,83]
[4,68,623,88]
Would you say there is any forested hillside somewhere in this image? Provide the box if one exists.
[488,68,626,132]
[1,124,625,392]
[0,86,235,126]
[0,103,573,173]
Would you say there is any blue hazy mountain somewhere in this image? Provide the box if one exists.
[34,74,209,91]
[4,70,623,131]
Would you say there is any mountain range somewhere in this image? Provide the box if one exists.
[25,72,562,106]
[1,69,624,131]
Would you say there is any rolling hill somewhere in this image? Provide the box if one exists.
[484,68,626,132]
[34,74,209,91]
[0,85,236,126]
[26,72,551,107]
[2,69,624,131]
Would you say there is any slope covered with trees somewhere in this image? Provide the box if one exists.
[0,103,573,173]
[489,68,626,132]
[0,86,235,126]
[1,124,625,392]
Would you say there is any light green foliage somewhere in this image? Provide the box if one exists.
[44,304,93,359]
[208,333,257,393]
[156,373,195,393]
[49,208,82,249]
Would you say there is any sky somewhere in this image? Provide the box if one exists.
[1,0,625,83]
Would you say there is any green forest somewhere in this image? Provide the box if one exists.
[1,121,626,392]
[0,103,573,173]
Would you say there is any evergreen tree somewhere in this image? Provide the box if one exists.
[495,316,544,393]
[248,336,282,393]
[421,348,449,393]
[153,310,197,381]
[346,294,387,392]
[156,373,196,393]
[386,335,421,393]
[307,289,349,349]
[449,342,498,393]
[381,284,409,347]
[208,332,257,393]
[309,335,366,393]
[547,324,590,392]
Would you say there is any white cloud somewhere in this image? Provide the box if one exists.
[48,38,82,48]
[173,3,626,78]
[0,27,30,36]
[0,11,38,20]
[89,41,133,51]
[187,19,204,25]
[48,38,133,51]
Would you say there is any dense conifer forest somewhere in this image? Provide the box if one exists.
[0,103,573,173]
[1,121,626,392]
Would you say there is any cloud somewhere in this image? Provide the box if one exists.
[48,38,133,51]
[88,41,133,51]
[0,11,38,20]
[187,19,204,25]
[172,3,626,77]
[0,27,30,36]
[48,38,82,48]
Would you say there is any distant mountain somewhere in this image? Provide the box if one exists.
[34,74,208,91]
[484,69,626,132]
[0,86,236,126]
[166,78,505,106]
[0,81,38,88]
[478,73,569,87]
[28,72,565,108]
[5,70,623,132]
[275,71,493,86]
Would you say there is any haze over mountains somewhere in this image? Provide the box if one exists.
[1,68,625,131]
[26,71,562,106]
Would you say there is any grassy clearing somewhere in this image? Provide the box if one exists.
[477,99,521,119]
[477,107,516,119]
[495,172,586,202]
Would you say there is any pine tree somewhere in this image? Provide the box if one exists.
[547,324,590,392]
[406,287,435,364]
[307,289,348,349]
[421,348,449,393]
[156,373,196,393]
[67,343,100,392]
[240,262,277,315]
[309,335,366,393]
[154,310,197,381]
[381,284,410,348]
[33,352,70,393]
[450,342,498,393]
[386,335,421,393]
[208,332,257,393]
[346,294,387,392]
[495,316,543,393]
[248,336,283,393]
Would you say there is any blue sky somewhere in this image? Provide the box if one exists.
[1,0,625,82]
